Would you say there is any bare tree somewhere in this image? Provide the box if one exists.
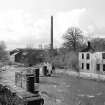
[63,27,83,51]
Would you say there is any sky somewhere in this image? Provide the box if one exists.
[0,0,105,50]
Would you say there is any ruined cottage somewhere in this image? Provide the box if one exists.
[79,42,105,74]
[10,48,45,66]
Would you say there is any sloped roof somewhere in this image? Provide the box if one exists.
[81,41,95,52]
[10,48,43,55]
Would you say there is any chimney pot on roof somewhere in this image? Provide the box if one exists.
[87,41,91,48]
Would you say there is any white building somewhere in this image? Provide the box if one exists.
[79,52,105,74]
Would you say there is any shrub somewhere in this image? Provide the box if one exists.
[52,51,79,71]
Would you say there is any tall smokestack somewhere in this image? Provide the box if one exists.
[51,16,53,50]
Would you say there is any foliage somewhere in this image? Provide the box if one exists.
[90,38,105,51]
[52,51,79,70]
[0,41,8,61]
[22,49,45,66]
[63,27,83,51]
[42,48,59,64]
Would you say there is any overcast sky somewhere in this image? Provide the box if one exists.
[0,0,105,50]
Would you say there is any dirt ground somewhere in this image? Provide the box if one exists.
[39,71,105,105]
[1,67,105,105]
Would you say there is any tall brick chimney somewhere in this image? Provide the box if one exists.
[51,16,53,50]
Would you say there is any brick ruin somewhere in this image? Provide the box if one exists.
[0,68,44,105]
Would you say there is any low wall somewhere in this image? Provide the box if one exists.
[56,69,105,81]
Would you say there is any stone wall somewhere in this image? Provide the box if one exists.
[0,81,44,105]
